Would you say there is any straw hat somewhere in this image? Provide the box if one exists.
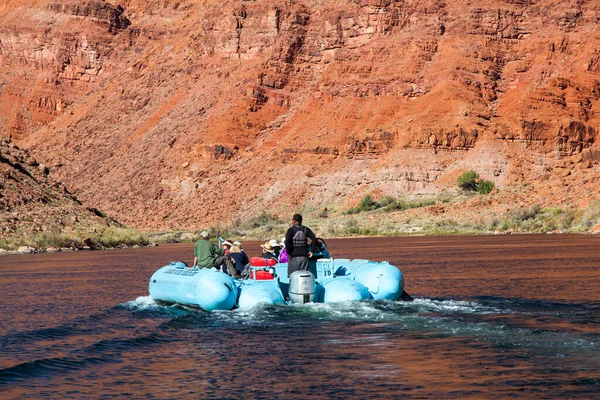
[261,241,275,252]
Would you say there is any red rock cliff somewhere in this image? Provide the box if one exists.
[1,0,600,230]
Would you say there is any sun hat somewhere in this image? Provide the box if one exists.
[200,230,209,238]
[261,241,275,252]
[221,240,232,247]
[269,239,280,248]
[233,241,242,246]
[279,237,286,246]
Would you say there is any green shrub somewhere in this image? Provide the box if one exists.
[31,230,74,249]
[457,170,479,191]
[510,205,541,221]
[244,212,282,229]
[346,195,437,214]
[477,180,495,194]
[92,227,148,248]
[458,171,495,195]
[378,196,395,207]
[577,199,600,229]
[359,195,376,211]
[383,198,436,212]
[345,195,376,214]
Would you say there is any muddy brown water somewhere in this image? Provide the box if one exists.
[1,235,599,398]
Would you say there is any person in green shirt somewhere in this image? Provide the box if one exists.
[192,231,238,277]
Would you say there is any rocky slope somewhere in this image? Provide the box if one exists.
[1,0,600,232]
[0,137,117,242]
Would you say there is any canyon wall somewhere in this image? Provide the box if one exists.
[1,0,600,231]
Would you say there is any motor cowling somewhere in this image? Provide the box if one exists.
[288,270,316,304]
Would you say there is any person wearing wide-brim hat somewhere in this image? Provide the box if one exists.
[191,231,238,277]
[260,241,279,261]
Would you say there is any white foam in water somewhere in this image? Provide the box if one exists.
[304,301,388,320]
[119,295,159,310]
[410,298,504,314]
[212,298,504,326]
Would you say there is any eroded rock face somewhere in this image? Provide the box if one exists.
[0,0,130,142]
[47,1,130,32]
[1,0,600,229]
[0,137,116,237]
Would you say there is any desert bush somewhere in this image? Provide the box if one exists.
[457,170,479,191]
[31,230,74,249]
[346,195,375,214]
[337,218,379,236]
[245,212,282,229]
[227,217,243,230]
[383,198,436,212]
[542,208,575,231]
[493,205,579,233]
[359,195,376,211]
[92,227,148,248]
[378,196,395,207]
[347,195,437,214]
[510,205,541,221]
[325,222,340,236]
[317,208,329,219]
[0,229,71,250]
[477,179,495,194]
[457,171,495,195]
[576,199,600,229]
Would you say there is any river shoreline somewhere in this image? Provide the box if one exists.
[1,229,597,256]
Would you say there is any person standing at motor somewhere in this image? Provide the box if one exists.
[285,214,317,277]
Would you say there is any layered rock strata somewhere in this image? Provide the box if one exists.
[0,0,598,230]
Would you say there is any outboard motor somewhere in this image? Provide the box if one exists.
[288,270,316,304]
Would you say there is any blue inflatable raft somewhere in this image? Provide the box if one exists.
[149,257,405,311]
[149,261,238,311]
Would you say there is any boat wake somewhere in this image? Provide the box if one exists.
[1,295,597,389]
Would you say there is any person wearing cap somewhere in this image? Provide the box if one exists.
[268,239,281,259]
[285,213,317,277]
[278,237,289,263]
[218,240,233,273]
[229,240,249,275]
[221,240,232,254]
[192,231,238,277]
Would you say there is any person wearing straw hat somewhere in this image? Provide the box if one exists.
[192,231,238,277]
[260,241,279,261]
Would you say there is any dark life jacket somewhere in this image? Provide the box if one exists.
[292,225,308,248]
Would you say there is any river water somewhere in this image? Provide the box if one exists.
[1,235,599,398]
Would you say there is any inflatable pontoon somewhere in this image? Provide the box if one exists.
[149,255,406,311]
